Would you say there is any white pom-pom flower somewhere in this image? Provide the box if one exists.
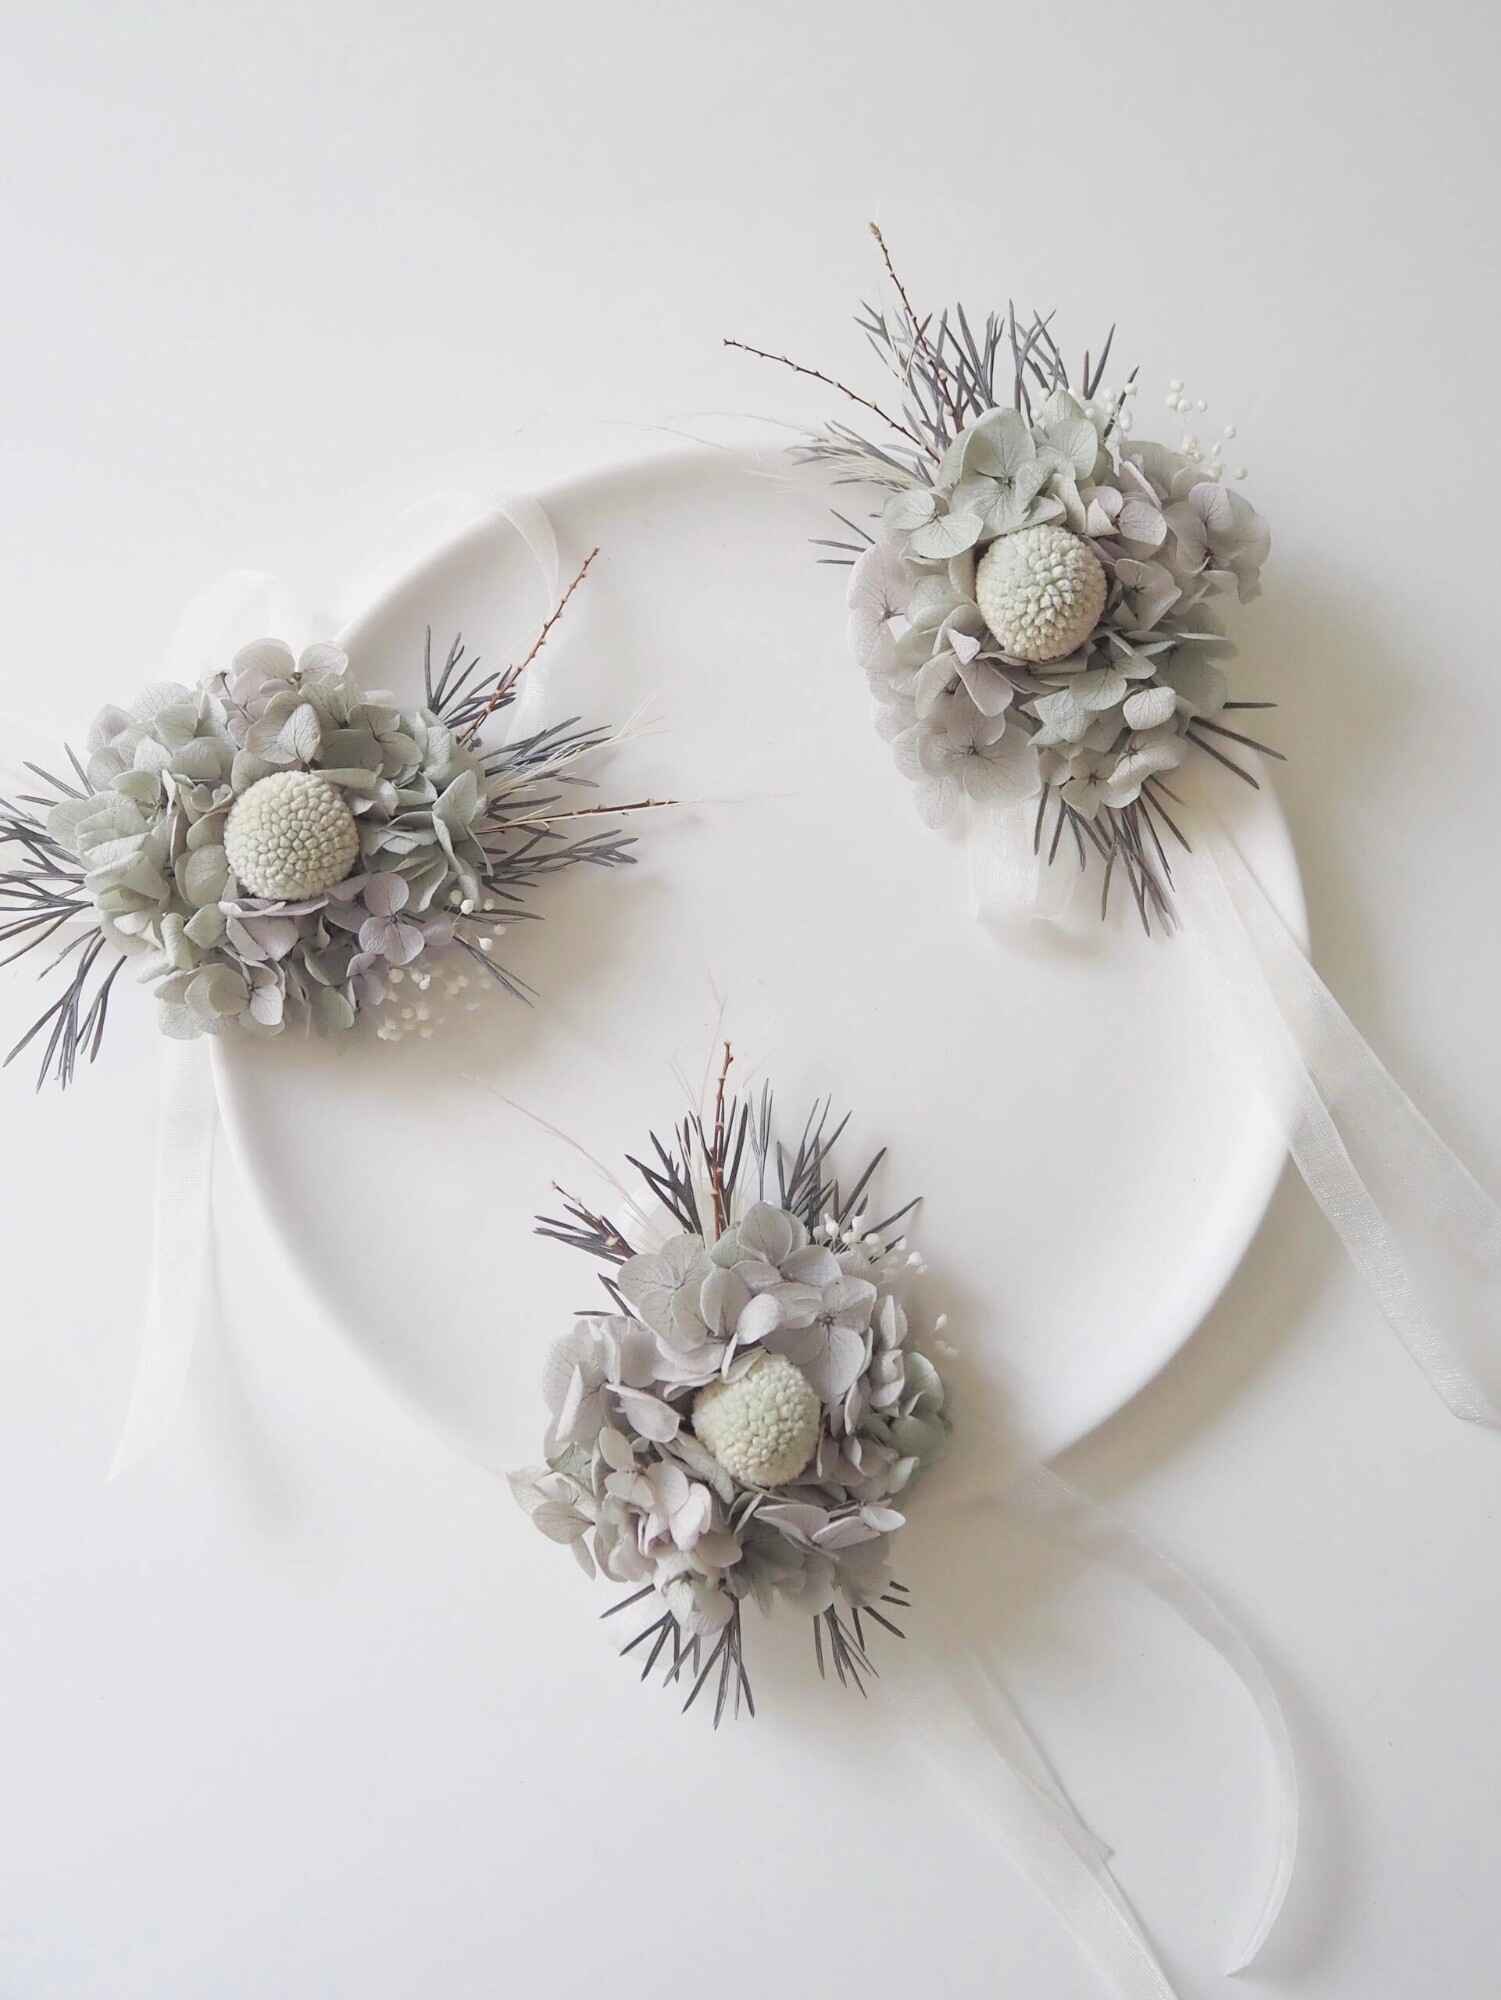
[693,1351,822,1488]
[224,771,360,900]
[974,523,1107,663]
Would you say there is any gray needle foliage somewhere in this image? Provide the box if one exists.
[0,585,642,1087]
[730,226,1279,932]
[513,1050,950,1723]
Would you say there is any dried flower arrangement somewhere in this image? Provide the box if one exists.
[511,1046,951,1722]
[0,550,667,1085]
[730,226,1278,930]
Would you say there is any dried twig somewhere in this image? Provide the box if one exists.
[463,547,600,742]
[722,338,924,449]
[706,1040,734,1236]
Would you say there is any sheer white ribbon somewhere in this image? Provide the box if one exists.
[961,792,1498,1980]
[920,1466,1298,1997]
[98,494,564,1474]
[967,789,1501,1429]
[1178,813,1501,1425]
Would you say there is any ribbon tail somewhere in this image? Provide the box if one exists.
[999,1468,1299,1973]
[919,1618,1186,1999]
[966,793,1078,929]
[109,1039,219,1477]
[1180,814,1501,1427]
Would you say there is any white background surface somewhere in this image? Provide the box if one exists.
[1,4,1498,1996]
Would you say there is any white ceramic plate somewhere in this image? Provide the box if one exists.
[215,442,1304,1473]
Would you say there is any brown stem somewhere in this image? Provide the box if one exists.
[868,222,925,345]
[868,221,962,433]
[722,338,925,449]
[464,547,600,742]
[496,796,678,829]
[708,1039,733,1237]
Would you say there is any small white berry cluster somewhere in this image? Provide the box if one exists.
[814,1208,928,1280]
[930,1312,958,1362]
[812,1209,959,1380]
[1163,378,1249,482]
[373,890,509,1043]
[813,1210,957,1360]
[1079,377,1138,434]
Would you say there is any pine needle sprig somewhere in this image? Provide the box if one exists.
[0,767,130,1089]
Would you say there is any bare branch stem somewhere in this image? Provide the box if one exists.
[722,338,925,449]
[708,1040,734,1237]
[465,547,600,742]
[498,796,677,829]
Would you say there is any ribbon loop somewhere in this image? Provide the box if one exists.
[1179,813,1501,1427]
[920,1469,1298,1998]
[109,1037,220,1476]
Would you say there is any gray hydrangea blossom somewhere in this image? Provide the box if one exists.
[512,1070,952,1716]
[2,622,638,1081]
